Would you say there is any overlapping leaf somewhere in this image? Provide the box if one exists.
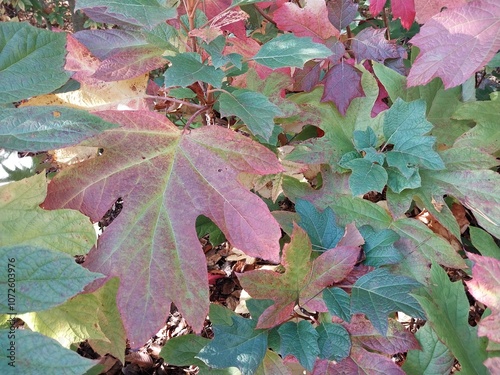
[408,0,500,88]
[0,329,97,375]
[238,224,362,329]
[466,253,500,344]
[0,22,70,104]
[413,263,489,375]
[278,320,319,371]
[326,0,358,31]
[42,110,282,346]
[273,0,338,42]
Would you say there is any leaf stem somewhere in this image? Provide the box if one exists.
[183,105,211,133]
[146,95,206,110]
[382,8,391,40]
[253,4,276,26]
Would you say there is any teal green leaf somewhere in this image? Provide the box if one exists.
[390,218,466,269]
[351,268,425,335]
[359,226,402,267]
[254,350,289,375]
[0,23,71,104]
[384,99,445,177]
[253,34,332,69]
[168,88,197,99]
[197,306,268,375]
[316,322,351,362]
[470,226,500,260]
[202,36,242,69]
[165,52,225,88]
[342,158,388,196]
[323,287,351,322]
[0,245,103,314]
[386,166,421,193]
[0,329,97,375]
[295,198,344,252]
[329,195,393,230]
[362,147,385,165]
[0,174,96,256]
[0,106,117,152]
[402,324,454,375]
[75,0,177,28]
[413,264,488,375]
[278,320,319,371]
[231,0,269,6]
[20,292,109,348]
[353,127,378,150]
[218,89,282,140]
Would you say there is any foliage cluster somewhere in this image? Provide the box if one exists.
[0,0,500,374]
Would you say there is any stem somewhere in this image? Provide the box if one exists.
[382,8,391,40]
[145,95,206,110]
[183,106,210,133]
[253,4,276,26]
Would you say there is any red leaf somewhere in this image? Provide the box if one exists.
[238,224,362,329]
[408,0,500,89]
[326,0,358,31]
[203,0,246,39]
[43,111,283,346]
[414,0,466,23]
[466,253,500,344]
[321,60,365,115]
[370,0,387,17]
[274,0,339,42]
[292,61,322,92]
[351,27,402,63]
[392,0,416,29]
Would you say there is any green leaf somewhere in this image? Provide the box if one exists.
[413,263,489,375]
[470,226,500,260]
[453,99,500,155]
[231,0,269,6]
[390,218,467,269]
[0,245,103,314]
[202,36,242,70]
[402,324,454,375]
[254,350,290,375]
[20,292,109,348]
[323,287,351,322]
[197,305,268,375]
[329,195,393,230]
[316,322,351,362]
[278,320,319,371]
[196,215,226,246]
[386,166,421,194]
[351,268,425,335]
[87,278,127,364]
[0,329,97,375]
[0,106,117,152]
[253,34,332,69]
[75,0,177,29]
[384,99,445,177]
[0,174,96,256]
[359,226,402,267]
[341,158,388,196]
[218,89,282,141]
[165,52,225,88]
[0,23,71,104]
[295,199,344,252]
[161,334,211,367]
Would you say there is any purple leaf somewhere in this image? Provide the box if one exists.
[327,0,358,30]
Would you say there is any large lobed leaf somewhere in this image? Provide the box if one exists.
[238,224,362,329]
[43,110,283,346]
[408,0,500,89]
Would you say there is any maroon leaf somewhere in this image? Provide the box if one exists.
[351,27,402,63]
[43,111,283,346]
[238,224,362,329]
[321,60,365,115]
[92,46,166,82]
[392,0,416,29]
[274,0,339,42]
[292,61,322,92]
[326,0,358,30]
[408,0,500,89]
[466,253,500,344]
